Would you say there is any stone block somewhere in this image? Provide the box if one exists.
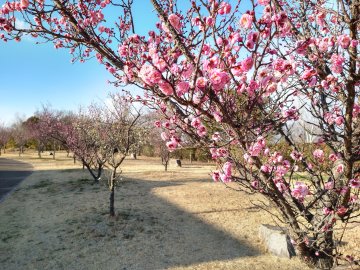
[259,224,296,258]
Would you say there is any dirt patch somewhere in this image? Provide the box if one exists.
[0,152,358,269]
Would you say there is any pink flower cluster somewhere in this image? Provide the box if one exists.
[212,161,233,183]
[240,13,253,29]
[313,149,324,161]
[290,150,303,161]
[248,136,266,157]
[330,54,345,74]
[349,178,360,189]
[218,2,231,15]
[324,107,344,126]
[209,69,231,92]
[291,182,309,202]
[191,117,207,137]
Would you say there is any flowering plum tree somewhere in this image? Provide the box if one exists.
[23,116,49,158]
[65,108,107,182]
[11,117,30,156]
[1,0,359,268]
[35,107,74,159]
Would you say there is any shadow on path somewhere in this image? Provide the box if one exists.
[0,158,33,202]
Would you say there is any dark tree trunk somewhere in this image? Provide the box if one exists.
[38,144,42,158]
[297,242,334,270]
[73,156,76,164]
[109,184,115,216]
[82,161,101,183]
[53,142,56,160]
[109,169,116,217]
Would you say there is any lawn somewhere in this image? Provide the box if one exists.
[0,151,358,269]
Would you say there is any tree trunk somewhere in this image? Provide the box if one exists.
[73,156,76,164]
[164,162,168,171]
[297,243,334,270]
[109,185,115,217]
[53,141,56,160]
[109,170,116,217]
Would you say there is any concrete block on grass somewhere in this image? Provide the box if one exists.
[259,224,296,258]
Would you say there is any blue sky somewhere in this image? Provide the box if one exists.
[0,0,251,126]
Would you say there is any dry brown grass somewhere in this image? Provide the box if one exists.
[0,151,358,270]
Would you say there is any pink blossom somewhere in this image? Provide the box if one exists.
[205,17,214,27]
[329,153,338,162]
[168,13,181,31]
[139,64,162,86]
[154,121,161,128]
[159,82,173,96]
[330,54,345,74]
[313,149,324,160]
[176,81,190,96]
[162,121,170,129]
[243,153,253,164]
[324,180,334,190]
[212,171,220,182]
[258,0,270,5]
[20,0,29,9]
[239,14,253,29]
[282,107,299,121]
[290,150,303,161]
[323,207,333,216]
[212,132,221,142]
[218,2,231,15]
[291,182,309,201]
[166,139,178,152]
[350,40,358,48]
[213,111,223,122]
[196,125,207,137]
[353,104,360,117]
[336,206,348,215]
[209,69,230,91]
[261,164,271,173]
[240,57,253,72]
[337,34,351,49]
[249,136,266,157]
[340,187,349,195]
[196,77,207,89]
[191,117,202,128]
[220,161,233,182]
[251,180,259,189]
[336,164,345,174]
[276,165,289,177]
[349,178,360,189]
[335,116,344,126]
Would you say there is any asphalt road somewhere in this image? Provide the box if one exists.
[0,158,33,202]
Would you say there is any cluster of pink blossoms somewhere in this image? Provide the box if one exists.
[212,161,233,183]
[291,182,310,202]
[190,117,207,137]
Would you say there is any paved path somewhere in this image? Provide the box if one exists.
[0,158,33,202]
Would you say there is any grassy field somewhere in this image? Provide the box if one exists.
[0,151,358,270]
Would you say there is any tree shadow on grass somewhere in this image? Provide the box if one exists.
[2,165,260,270]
